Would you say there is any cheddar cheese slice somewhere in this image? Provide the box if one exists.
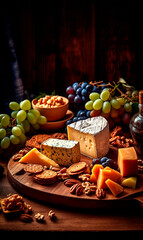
[105,179,124,197]
[19,148,60,168]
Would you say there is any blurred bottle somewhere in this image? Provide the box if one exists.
[129,90,143,158]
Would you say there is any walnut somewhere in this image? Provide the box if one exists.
[78,173,91,182]
[48,210,56,220]
[34,213,45,222]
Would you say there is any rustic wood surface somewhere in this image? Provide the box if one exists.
[7,154,143,209]
[1,149,143,234]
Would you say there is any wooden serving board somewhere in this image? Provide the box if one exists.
[7,149,143,209]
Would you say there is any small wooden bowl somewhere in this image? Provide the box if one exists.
[32,96,69,122]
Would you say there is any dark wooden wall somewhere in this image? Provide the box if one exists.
[4,0,143,99]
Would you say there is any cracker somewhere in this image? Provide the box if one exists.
[33,170,57,185]
[67,162,86,173]
[24,164,44,174]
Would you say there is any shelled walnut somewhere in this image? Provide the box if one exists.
[0,194,32,214]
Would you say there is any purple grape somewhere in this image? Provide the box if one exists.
[86,110,91,118]
[106,159,114,168]
[81,82,88,89]
[72,82,79,91]
[100,157,108,164]
[102,162,108,168]
[81,89,88,96]
[92,158,101,165]
[66,86,74,95]
[72,117,78,122]
[76,87,82,95]
[68,94,75,103]
[85,84,93,93]
[66,119,73,126]
[82,96,89,103]
[74,95,82,105]
[77,110,83,117]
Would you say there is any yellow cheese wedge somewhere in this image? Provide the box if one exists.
[121,177,137,189]
[19,148,60,168]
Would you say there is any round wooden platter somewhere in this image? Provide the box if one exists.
[7,149,143,209]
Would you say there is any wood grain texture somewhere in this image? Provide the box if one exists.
[1,158,143,233]
[7,152,143,209]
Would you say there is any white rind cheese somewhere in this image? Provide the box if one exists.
[67,116,109,158]
[41,138,80,166]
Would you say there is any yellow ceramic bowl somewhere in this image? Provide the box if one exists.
[32,96,69,122]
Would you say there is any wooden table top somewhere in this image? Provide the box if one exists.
[1,157,143,235]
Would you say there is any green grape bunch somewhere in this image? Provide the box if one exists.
[0,99,47,150]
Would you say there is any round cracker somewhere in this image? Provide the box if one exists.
[24,164,44,174]
[34,170,57,180]
[67,162,86,173]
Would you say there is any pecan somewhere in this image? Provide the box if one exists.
[64,178,80,187]
[96,188,106,199]
[69,183,78,194]
[20,213,33,223]
[75,184,83,196]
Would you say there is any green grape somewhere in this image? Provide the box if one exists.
[0,128,6,139]
[100,89,110,101]
[21,120,30,132]
[37,115,47,125]
[89,92,100,101]
[85,100,93,110]
[110,99,121,109]
[102,101,111,114]
[32,123,40,130]
[9,101,20,111]
[16,110,26,122]
[0,123,2,128]
[17,124,25,134]
[11,111,18,118]
[28,109,40,119]
[1,137,10,149]
[93,99,103,110]
[1,115,10,127]
[10,135,20,145]
[124,102,132,113]
[12,126,22,137]
[116,97,125,106]
[0,114,5,121]
[27,112,37,124]
[20,99,31,111]
[19,133,27,144]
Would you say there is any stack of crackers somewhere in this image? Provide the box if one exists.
[67,162,89,176]
[24,164,57,185]
[33,170,57,185]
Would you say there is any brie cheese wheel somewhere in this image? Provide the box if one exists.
[67,116,109,158]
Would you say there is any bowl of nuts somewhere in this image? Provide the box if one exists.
[32,95,69,122]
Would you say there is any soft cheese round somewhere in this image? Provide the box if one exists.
[68,116,108,135]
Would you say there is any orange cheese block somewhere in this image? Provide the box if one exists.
[90,174,97,183]
[118,147,138,177]
[19,148,60,168]
[105,179,124,197]
[97,167,122,189]
[91,164,104,181]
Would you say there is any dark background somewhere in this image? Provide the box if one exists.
[0,0,142,111]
